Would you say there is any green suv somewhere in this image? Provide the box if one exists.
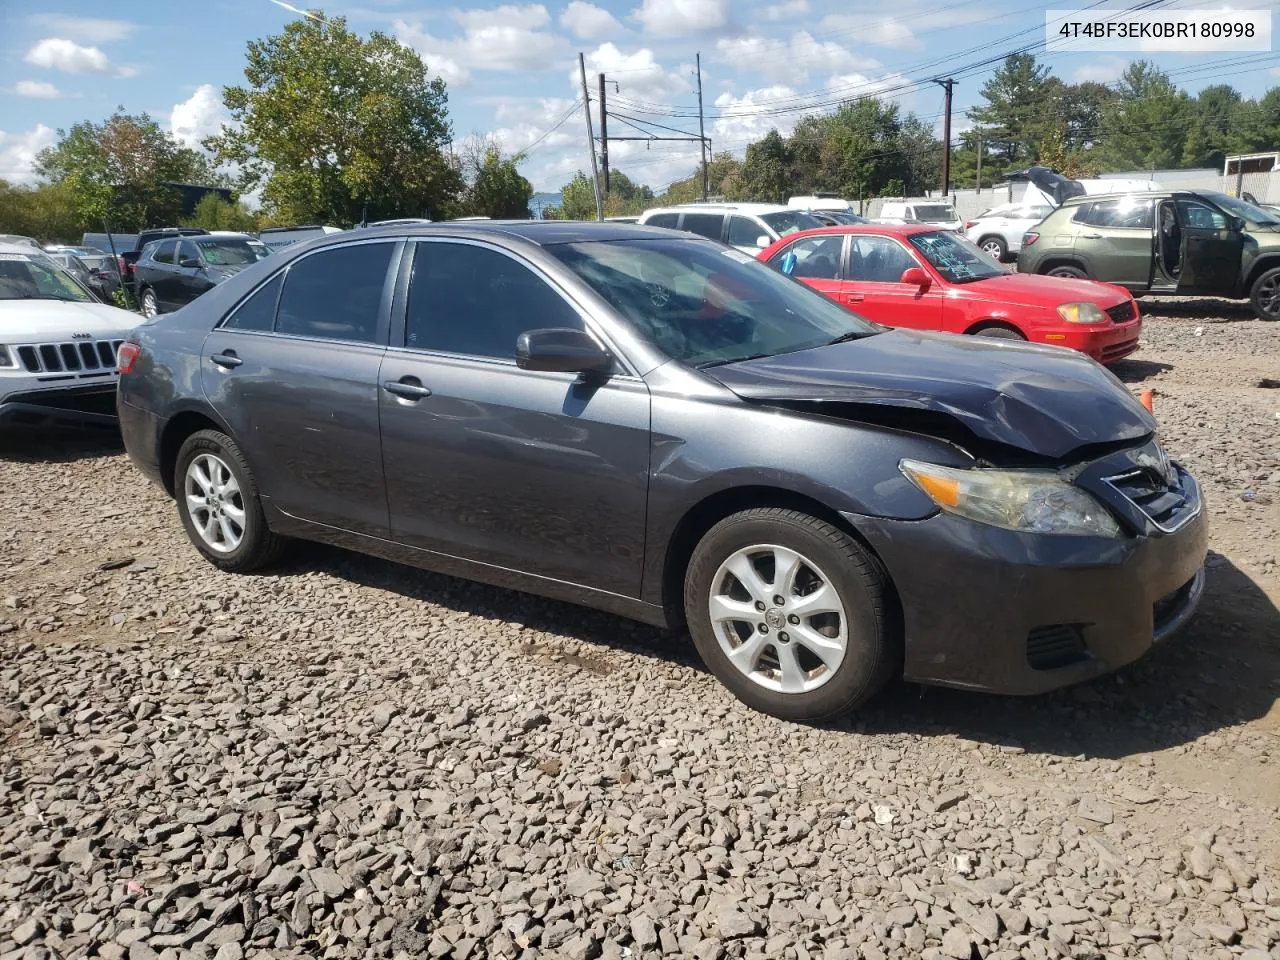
[1017,190,1280,321]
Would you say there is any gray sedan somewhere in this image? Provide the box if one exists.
[116,222,1206,721]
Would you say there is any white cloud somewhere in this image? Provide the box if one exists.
[491,97,579,157]
[14,80,63,99]
[560,0,623,39]
[27,15,136,42]
[576,43,688,102]
[817,6,996,50]
[395,5,568,78]
[0,125,57,185]
[816,14,916,49]
[169,85,229,150]
[715,32,879,85]
[632,0,730,36]
[764,0,808,19]
[24,37,134,76]
[1072,58,1129,84]
[712,85,801,146]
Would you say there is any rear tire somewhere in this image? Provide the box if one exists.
[174,429,286,572]
[1249,266,1280,321]
[1046,264,1088,280]
[978,236,1008,261]
[684,507,897,722]
[140,287,159,318]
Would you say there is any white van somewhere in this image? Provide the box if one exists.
[787,194,855,213]
[874,200,963,232]
[637,203,825,254]
[257,225,344,252]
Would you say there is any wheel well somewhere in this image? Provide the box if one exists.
[976,234,1004,247]
[1038,257,1087,277]
[660,485,901,631]
[965,319,1024,337]
[158,411,223,496]
[1244,255,1280,292]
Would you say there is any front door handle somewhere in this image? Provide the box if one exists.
[845,293,865,303]
[210,352,242,369]
[1080,233,1104,239]
[383,378,432,401]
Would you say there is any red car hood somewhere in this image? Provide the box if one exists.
[966,272,1131,308]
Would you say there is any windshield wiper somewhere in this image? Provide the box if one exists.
[828,330,869,345]
[697,352,773,369]
[20,294,80,301]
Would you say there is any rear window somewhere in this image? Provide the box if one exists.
[680,213,724,240]
[759,210,824,236]
[1075,198,1154,229]
[645,213,679,229]
[909,205,957,222]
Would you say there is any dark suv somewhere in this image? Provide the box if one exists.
[1018,190,1280,320]
[135,234,268,316]
[116,222,1207,721]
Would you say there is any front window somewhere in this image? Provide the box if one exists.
[0,253,94,302]
[195,238,260,266]
[1200,192,1279,227]
[909,204,957,223]
[759,210,824,237]
[907,230,1005,283]
[547,237,877,368]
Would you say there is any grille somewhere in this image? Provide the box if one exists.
[15,340,124,374]
[1106,301,1136,324]
[1026,624,1087,670]
[1105,467,1191,531]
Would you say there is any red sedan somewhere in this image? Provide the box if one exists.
[757,224,1141,364]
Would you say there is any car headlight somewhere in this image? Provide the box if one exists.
[0,346,12,368]
[900,459,1121,537]
[1057,302,1106,324]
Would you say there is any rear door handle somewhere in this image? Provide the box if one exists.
[210,352,242,369]
[383,378,432,400]
[1080,233,1104,239]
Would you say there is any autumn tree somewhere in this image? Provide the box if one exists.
[462,142,533,219]
[209,12,462,226]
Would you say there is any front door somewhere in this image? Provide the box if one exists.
[843,234,944,330]
[200,240,399,537]
[1072,197,1155,287]
[148,239,180,309]
[378,239,651,597]
[174,240,209,308]
[1176,197,1245,294]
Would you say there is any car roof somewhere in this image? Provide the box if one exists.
[0,241,44,256]
[1057,189,1187,207]
[302,220,687,247]
[644,203,792,215]
[773,224,945,240]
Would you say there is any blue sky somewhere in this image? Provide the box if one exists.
[1,0,1277,196]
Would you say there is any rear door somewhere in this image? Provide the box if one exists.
[764,233,846,304]
[147,239,178,307]
[842,234,943,330]
[1176,197,1245,294]
[174,240,209,307]
[200,240,400,537]
[678,212,727,244]
[378,238,651,596]
[1072,197,1154,287]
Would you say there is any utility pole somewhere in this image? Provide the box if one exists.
[934,78,955,197]
[598,73,610,194]
[696,52,708,200]
[577,53,604,221]
[975,138,982,194]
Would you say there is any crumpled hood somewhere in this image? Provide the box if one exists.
[707,329,1155,460]
[0,299,139,339]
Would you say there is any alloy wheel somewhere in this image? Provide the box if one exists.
[141,290,157,318]
[707,544,847,694]
[184,453,245,554]
[981,240,1003,257]
[1258,275,1280,319]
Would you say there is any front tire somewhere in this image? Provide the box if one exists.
[1046,264,1088,280]
[174,429,285,572]
[140,287,159,318]
[972,324,1026,341]
[684,508,897,722]
[978,236,1008,261]
[1249,266,1280,321]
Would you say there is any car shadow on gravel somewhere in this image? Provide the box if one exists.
[276,543,707,673]
[1109,358,1173,383]
[863,552,1280,760]
[1139,298,1257,322]
[0,430,123,463]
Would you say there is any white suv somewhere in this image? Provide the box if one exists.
[638,203,824,254]
[874,200,963,232]
[963,201,1055,262]
[0,242,138,431]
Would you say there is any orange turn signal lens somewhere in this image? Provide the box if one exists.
[912,472,960,508]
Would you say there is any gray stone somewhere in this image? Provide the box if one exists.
[564,869,606,898]
[941,926,973,959]
[629,913,658,949]
[1188,846,1216,879]
[715,905,760,940]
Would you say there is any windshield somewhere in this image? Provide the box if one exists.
[547,237,878,368]
[910,204,957,223]
[1203,191,1280,226]
[195,238,259,266]
[759,210,825,237]
[0,253,95,302]
[907,230,1005,283]
[247,241,271,261]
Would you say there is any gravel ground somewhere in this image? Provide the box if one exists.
[2,302,1278,960]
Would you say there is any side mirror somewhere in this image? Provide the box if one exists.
[755,235,771,249]
[900,266,931,287]
[780,251,798,275]
[179,257,201,268]
[516,328,612,375]
[1229,216,1246,232]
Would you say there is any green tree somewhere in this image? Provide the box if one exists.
[897,114,941,196]
[558,171,599,220]
[736,130,793,203]
[208,12,462,226]
[0,181,87,243]
[33,110,217,231]
[181,192,259,232]
[1237,87,1280,156]
[967,54,1056,164]
[1097,61,1193,170]
[463,143,532,219]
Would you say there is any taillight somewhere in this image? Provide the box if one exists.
[964,220,976,230]
[117,342,141,374]
[1022,232,1039,246]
